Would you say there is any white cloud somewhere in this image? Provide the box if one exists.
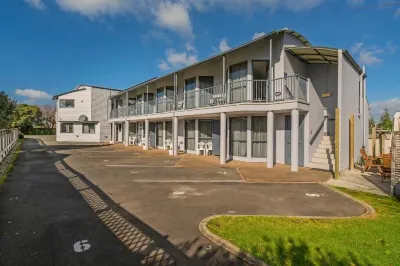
[152,1,194,39]
[55,0,134,17]
[351,41,398,66]
[370,98,400,120]
[347,0,363,6]
[157,48,198,71]
[218,38,231,52]
[15,89,52,100]
[24,0,46,10]
[185,42,196,53]
[252,32,266,40]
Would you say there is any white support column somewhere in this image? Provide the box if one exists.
[144,119,149,150]
[195,119,199,154]
[124,120,129,146]
[162,121,166,150]
[195,76,200,108]
[173,117,178,155]
[111,122,116,144]
[247,60,253,101]
[247,115,252,160]
[291,109,299,172]
[269,38,273,102]
[304,112,310,167]
[267,111,274,168]
[220,112,227,165]
[226,117,230,159]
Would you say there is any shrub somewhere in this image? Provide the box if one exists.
[18,133,24,139]
[23,128,56,135]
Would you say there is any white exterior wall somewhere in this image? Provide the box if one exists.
[56,122,101,142]
[341,56,363,170]
[284,52,307,77]
[274,114,286,164]
[57,87,92,122]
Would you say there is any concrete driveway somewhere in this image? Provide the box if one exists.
[48,142,367,265]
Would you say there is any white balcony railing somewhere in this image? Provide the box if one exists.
[110,75,308,119]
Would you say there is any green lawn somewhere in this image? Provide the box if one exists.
[207,188,400,266]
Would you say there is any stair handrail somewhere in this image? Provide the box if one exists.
[310,108,329,145]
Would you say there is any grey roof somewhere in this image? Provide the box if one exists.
[115,28,311,96]
[52,85,121,100]
[285,46,363,74]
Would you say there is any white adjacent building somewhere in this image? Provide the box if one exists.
[53,85,120,143]
[108,29,369,172]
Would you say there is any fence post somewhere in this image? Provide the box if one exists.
[372,126,376,158]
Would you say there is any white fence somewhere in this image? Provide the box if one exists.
[368,133,392,157]
[0,129,19,164]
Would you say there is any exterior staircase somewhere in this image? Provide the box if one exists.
[308,136,335,171]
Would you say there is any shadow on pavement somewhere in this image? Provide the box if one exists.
[44,139,249,265]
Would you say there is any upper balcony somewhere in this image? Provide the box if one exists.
[110,75,308,119]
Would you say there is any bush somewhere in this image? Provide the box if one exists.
[18,133,24,139]
[23,128,56,135]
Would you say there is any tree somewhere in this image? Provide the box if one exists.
[0,91,17,129]
[378,107,393,131]
[11,104,42,132]
[39,104,56,128]
[369,117,375,129]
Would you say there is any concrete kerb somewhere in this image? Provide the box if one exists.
[198,184,376,266]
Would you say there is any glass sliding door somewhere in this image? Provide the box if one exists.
[229,62,247,103]
[185,120,195,151]
[165,121,173,141]
[156,88,165,113]
[252,116,268,158]
[137,94,143,115]
[230,117,247,157]
[166,86,174,112]
[156,122,163,147]
[199,76,214,107]
[185,77,196,109]
[199,120,212,144]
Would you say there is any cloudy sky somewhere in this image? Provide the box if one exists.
[1,0,399,120]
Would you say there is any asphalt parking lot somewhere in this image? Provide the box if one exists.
[53,142,367,264]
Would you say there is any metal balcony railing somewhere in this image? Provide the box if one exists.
[110,75,308,119]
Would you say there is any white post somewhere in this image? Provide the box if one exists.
[267,111,274,168]
[247,60,253,101]
[173,117,179,155]
[162,121,166,150]
[111,122,116,143]
[223,56,227,102]
[269,38,273,102]
[304,112,310,167]
[144,119,149,150]
[337,49,343,171]
[174,73,177,110]
[220,112,227,164]
[323,108,328,135]
[291,109,299,172]
[247,115,252,160]
[195,119,199,154]
[124,120,129,146]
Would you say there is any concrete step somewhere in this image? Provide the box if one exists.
[313,152,335,159]
[308,162,333,171]
[316,148,334,154]
[323,136,335,141]
[311,157,335,164]
[318,143,334,150]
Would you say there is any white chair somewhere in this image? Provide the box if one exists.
[205,142,212,156]
[164,139,172,150]
[139,138,147,147]
[197,142,205,156]
[129,136,136,146]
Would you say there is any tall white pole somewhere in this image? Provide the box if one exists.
[220,112,227,164]
[291,109,299,172]
[267,111,274,168]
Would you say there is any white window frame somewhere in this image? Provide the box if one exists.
[82,123,96,134]
[61,123,74,133]
[59,99,75,108]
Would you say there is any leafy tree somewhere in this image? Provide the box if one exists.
[378,107,393,131]
[11,104,42,132]
[0,91,17,129]
[369,117,375,129]
[39,104,56,128]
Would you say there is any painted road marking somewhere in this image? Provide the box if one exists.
[305,193,323,197]
[107,165,175,168]
[73,240,91,252]
[132,179,243,183]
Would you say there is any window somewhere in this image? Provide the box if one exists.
[59,99,74,108]
[252,117,268,158]
[157,122,163,146]
[199,120,212,143]
[229,62,248,103]
[82,123,95,134]
[230,117,247,157]
[185,120,195,151]
[61,123,73,133]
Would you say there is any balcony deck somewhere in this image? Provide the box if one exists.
[110,75,308,119]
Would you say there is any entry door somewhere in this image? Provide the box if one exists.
[212,120,221,156]
[285,115,305,166]
[149,123,156,148]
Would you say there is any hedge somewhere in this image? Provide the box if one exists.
[23,128,56,135]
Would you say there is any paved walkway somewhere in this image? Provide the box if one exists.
[326,170,389,196]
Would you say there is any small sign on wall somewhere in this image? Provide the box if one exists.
[321,93,331,98]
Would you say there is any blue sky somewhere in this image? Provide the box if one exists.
[1,0,399,120]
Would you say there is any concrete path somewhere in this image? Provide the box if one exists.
[325,170,389,196]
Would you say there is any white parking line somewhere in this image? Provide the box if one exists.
[107,165,175,168]
[132,179,243,183]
